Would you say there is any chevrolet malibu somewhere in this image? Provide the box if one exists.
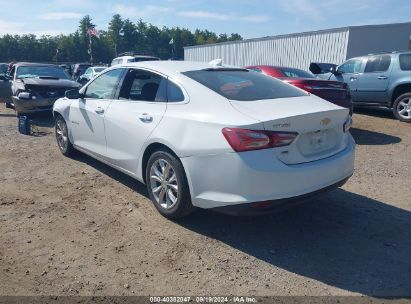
[53,61,355,219]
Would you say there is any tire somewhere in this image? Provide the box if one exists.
[5,102,12,109]
[393,93,411,122]
[145,150,195,219]
[55,115,76,156]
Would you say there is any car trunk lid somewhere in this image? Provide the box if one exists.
[229,95,350,164]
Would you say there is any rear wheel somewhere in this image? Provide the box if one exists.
[393,93,411,122]
[146,150,194,219]
[55,115,75,156]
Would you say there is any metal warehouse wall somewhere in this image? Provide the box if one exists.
[184,29,350,70]
[184,22,411,71]
[346,23,411,59]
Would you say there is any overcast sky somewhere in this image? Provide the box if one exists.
[0,0,410,38]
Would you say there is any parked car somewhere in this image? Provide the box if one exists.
[310,51,411,122]
[53,61,355,219]
[111,52,160,66]
[78,66,107,85]
[0,62,80,116]
[0,63,13,107]
[72,63,92,81]
[246,65,353,115]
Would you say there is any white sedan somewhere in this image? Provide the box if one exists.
[53,60,355,218]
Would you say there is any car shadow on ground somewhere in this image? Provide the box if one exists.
[350,128,401,145]
[71,151,411,297]
[179,190,411,297]
[354,107,395,120]
[72,152,149,196]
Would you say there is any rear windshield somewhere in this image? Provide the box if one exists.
[183,69,307,101]
[131,57,160,62]
[278,67,315,79]
[94,67,106,73]
[16,66,69,80]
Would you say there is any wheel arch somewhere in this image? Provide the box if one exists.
[140,142,180,184]
[391,83,411,106]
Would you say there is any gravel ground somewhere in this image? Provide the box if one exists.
[0,104,410,297]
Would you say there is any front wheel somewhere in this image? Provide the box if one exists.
[146,150,195,219]
[393,93,411,122]
[55,115,76,156]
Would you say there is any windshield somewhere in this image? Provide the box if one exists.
[278,67,315,78]
[16,66,69,80]
[183,69,307,101]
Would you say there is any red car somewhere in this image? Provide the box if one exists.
[245,65,353,115]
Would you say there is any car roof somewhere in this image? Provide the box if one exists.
[114,60,237,78]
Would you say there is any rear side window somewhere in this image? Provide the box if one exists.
[167,81,185,102]
[183,70,306,101]
[364,55,391,73]
[399,54,411,71]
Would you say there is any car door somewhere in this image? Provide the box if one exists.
[355,55,392,103]
[68,68,124,158]
[103,68,168,175]
[331,58,363,101]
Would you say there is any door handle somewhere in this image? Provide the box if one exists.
[139,113,153,122]
[378,76,388,80]
[95,107,104,114]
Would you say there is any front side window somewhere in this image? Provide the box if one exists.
[183,69,307,101]
[118,69,167,102]
[364,55,391,73]
[338,59,362,74]
[84,69,124,99]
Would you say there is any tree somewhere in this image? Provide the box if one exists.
[0,15,243,63]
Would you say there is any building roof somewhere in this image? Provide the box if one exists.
[184,22,411,50]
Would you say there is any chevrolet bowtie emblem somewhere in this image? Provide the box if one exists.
[321,118,331,126]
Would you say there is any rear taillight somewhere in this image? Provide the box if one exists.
[343,116,352,133]
[222,128,298,152]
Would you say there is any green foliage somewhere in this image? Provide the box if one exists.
[0,15,243,64]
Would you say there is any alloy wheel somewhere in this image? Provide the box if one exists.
[149,158,179,209]
[397,98,411,120]
[56,119,68,151]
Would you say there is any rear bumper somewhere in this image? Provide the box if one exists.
[212,176,351,215]
[181,136,355,209]
[12,96,57,113]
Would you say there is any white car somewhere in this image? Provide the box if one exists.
[53,61,355,218]
[110,55,160,66]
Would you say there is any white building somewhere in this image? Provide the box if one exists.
[184,22,411,71]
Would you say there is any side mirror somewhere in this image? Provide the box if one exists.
[65,89,82,99]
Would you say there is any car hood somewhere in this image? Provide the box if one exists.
[20,78,79,88]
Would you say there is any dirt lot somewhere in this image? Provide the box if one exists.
[0,103,410,297]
